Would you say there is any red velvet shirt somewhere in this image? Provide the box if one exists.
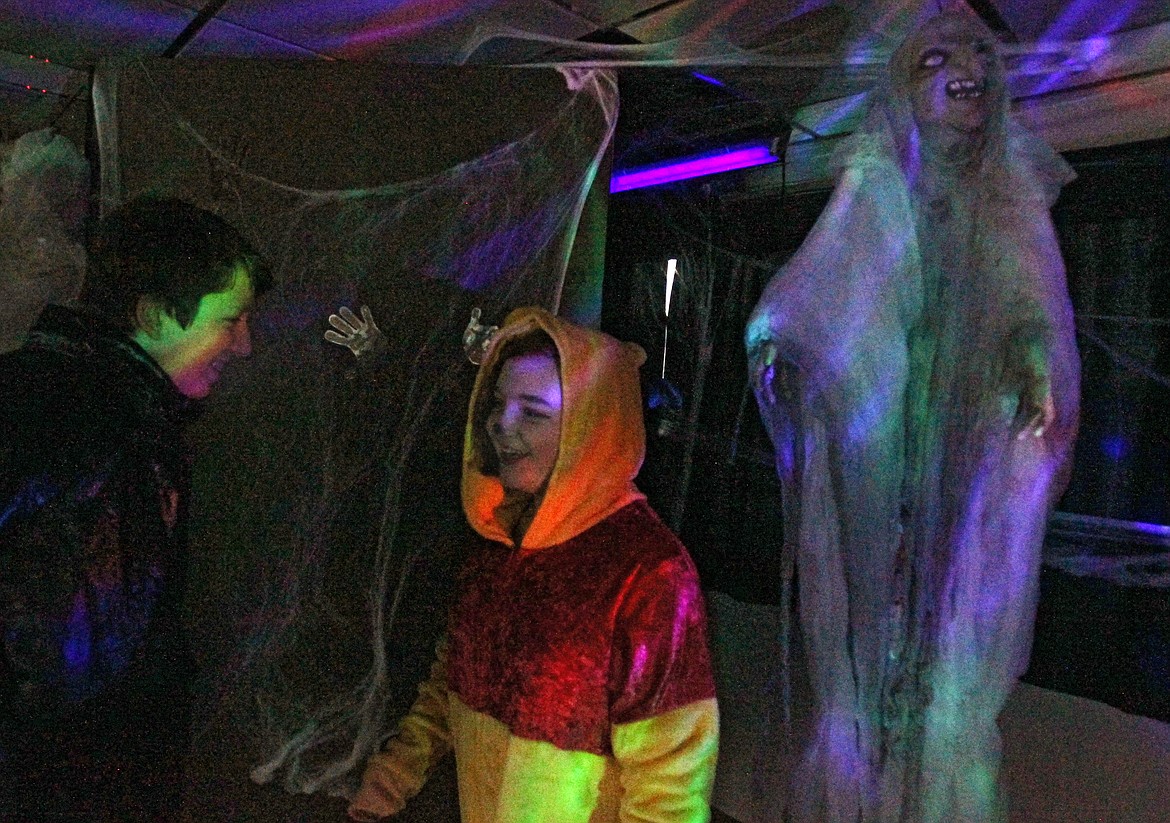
[446,499,715,755]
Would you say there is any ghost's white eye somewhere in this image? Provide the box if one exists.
[919,48,948,69]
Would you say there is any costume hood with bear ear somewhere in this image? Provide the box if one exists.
[462,306,647,550]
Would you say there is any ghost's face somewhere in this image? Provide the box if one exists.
[903,15,1000,136]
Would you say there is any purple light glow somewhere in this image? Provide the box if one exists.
[1101,434,1130,461]
[64,589,91,674]
[1052,510,1170,541]
[1023,0,1144,96]
[1125,520,1170,538]
[610,143,777,193]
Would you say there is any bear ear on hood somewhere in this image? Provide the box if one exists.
[622,339,647,370]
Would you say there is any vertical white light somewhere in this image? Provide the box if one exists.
[662,258,677,379]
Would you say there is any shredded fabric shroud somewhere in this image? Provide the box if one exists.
[745,13,1080,823]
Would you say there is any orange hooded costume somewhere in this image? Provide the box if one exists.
[349,307,719,823]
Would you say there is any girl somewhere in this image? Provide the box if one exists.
[348,306,718,823]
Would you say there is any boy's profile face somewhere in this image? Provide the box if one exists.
[139,264,256,399]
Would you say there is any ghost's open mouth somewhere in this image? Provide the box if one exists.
[946,78,985,100]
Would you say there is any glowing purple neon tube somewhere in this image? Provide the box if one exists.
[609,142,778,192]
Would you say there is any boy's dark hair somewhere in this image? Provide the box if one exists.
[83,197,273,331]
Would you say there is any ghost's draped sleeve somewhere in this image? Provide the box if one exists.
[745,139,922,382]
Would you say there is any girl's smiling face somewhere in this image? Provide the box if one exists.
[485,351,562,495]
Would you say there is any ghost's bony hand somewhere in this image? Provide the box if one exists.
[1016,377,1055,440]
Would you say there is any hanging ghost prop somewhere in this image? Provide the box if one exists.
[745,11,1079,823]
[0,130,89,353]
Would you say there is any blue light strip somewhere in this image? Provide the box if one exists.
[609,142,778,193]
[691,72,725,87]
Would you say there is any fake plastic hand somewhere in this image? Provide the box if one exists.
[325,305,383,358]
[462,307,499,365]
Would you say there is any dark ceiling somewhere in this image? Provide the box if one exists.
[1,0,1168,165]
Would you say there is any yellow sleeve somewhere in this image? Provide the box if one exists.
[347,637,454,821]
[611,697,719,823]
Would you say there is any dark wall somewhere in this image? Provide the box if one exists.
[602,179,830,603]
[104,62,596,821]
[1052,137,1170,526]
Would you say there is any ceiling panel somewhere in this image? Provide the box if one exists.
[0,0,1165,159]
[0,49,90,138]
[0,50,84,96]
[618,0,839,47]
[559,0,673,29]
[211,0,600,62]
[0,0,197,66]
[993,0,1170,42]
[180,19,330,59]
